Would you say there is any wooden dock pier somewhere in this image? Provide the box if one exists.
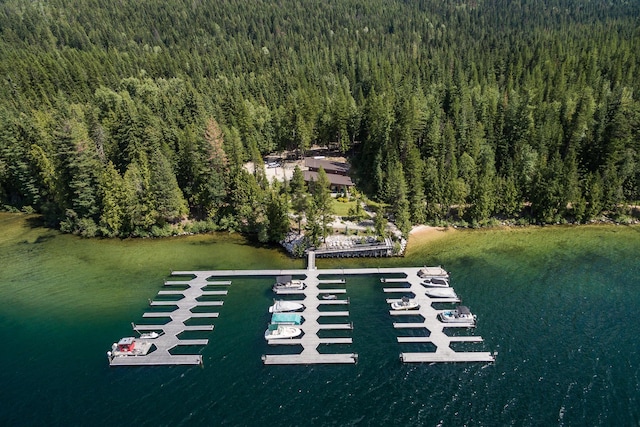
[109,274,229,367]
[310,238,394,258]
[109,248,493,366]
[172,260,493,365]
[382,269,495,364]
[262,267,358,365]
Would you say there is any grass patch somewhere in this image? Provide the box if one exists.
[331,199,357,217]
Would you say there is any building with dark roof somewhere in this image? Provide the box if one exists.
[303,157,354,194]
[305,157,350,176]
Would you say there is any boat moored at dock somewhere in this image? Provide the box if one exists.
[270,313,303,325]
[417,266,449,279]
[425,287,458,298]
[269,300,305,313]
[421,277,450,287]
[438,306,477,324]
[138,331,161,339]
[107,337,154,361]
[272,275,305,293]
[264,324,302,340]
[391,296,420,311]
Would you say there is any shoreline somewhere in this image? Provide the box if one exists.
[2,211,638,245]
[405,225,454,254]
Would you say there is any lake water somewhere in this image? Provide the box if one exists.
[0,213,638,426]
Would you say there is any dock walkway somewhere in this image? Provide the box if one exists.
[310,238,393,258]
[110,249,493,366]
[382,268,495,364]
[198,265,357,365]
[109,274,229,367]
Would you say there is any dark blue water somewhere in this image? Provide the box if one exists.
[0,215,638,426]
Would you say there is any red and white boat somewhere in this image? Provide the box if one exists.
[107,336,154,360]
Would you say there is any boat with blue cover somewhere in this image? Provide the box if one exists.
[271,313,303,325]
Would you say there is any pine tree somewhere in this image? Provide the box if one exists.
[290,165,308,232]
[584,172,604,220]
[98,161,126,236]
[123,157,156,234]
[374,205,387,241]
[311,166,333,243]
[266,190,290,242]
[55,117,101,234]
[405,145,426,225]
[150,150,188,224]
[387,160,411,236]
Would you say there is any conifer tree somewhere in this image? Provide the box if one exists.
[387,160,411,236]
[290,165,307,232]
[374,205,387,241]
[266,190,290,242]
[311,166,333,243]
[98,161,126,236]
[150,150,188,224]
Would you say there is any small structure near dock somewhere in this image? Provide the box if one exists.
[312,237,394,258]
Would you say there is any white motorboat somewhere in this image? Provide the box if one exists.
[421,277,450,287]
[272,275,305,292]
[269,300,305,313]
[322,294,337,300]
[417,266,449,279]
[390,296,420,311]
[425,288,458,298]
[264,324,302,340]
[138,331,161,339]
[438,306,477,324]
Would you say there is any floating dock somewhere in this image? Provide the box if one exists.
[382,269,495,364]
[169,257,494,365]
[265,270,357,365]
[108,276,228,366]
[110,251,493,366]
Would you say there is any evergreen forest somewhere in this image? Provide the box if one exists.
[1,0,639,239]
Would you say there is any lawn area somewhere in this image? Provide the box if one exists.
[331,199,356,216]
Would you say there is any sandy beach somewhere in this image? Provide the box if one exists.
[406,225,453,250]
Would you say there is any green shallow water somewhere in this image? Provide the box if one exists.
[0,213,638,426]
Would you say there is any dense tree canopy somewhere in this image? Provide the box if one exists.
[1,0,639,237]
